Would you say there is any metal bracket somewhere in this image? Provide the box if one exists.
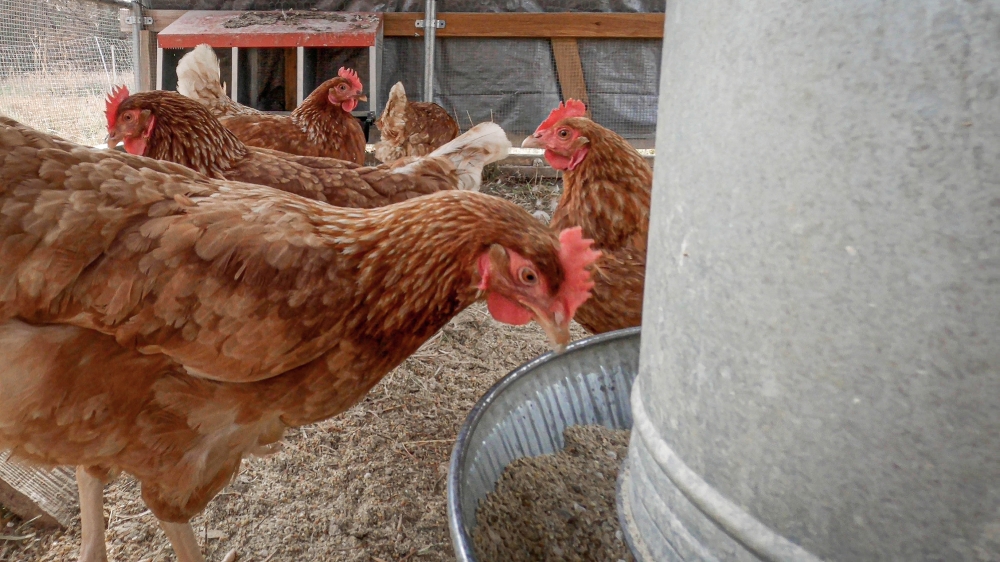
[415,19,445,29]
[125,16,153,26]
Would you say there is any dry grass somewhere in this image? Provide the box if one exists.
[0,179,595,562]
[0,70,131,147]
[481,175,562,218]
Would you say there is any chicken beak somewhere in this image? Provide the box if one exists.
[105,131,123,149]
[521,134,545,149]
[526,303,571,353]
[355,94,368,102]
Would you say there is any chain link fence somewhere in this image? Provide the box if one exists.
[0,0,134,146]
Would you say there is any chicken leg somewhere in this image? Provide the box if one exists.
[158,520,205,562]
[76,466,108,562]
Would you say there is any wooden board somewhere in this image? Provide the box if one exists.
[550,38,592,118]
[384,12,665,38]
[132,10,664,38]
[284,48,297,110]
[138,30,154,91]
[0,452,77,529]
[157,11,383,49]
[120,9,187,33]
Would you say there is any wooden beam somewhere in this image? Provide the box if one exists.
[0,452,77,529]
[284,48,297,110]
[384,12,664,38]
[120,9,187,33]
[138,30,153,91]
[550,38,592,118]
[131,11,663,38]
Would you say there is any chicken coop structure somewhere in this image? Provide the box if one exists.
[1,0,663,149]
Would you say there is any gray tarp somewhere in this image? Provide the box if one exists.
[148,1,663,138]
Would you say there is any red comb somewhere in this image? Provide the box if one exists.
[556,227,601,318]
[338,67,363,92]
[535,99,587,134]
[105,84,130,130]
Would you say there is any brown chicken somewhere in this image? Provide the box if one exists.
[373,81,461,163]
[105,87,504,208]
[522,100,651,334]
[0,116,600,562]
[176,44,367,164]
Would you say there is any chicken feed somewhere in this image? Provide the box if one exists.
[473,425,634,562]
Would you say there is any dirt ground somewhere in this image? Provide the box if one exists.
[0,178,586,562]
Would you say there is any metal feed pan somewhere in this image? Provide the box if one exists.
[447,327,641,561]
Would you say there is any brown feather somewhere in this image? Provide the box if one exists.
[219,77,366,164]
[0,116,569,527]
[374,82,461,163]
[118,91,465,207]
[549,118,651,334]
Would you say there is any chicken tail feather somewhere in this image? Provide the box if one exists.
[176,44,226,103]
[421,122,511,191]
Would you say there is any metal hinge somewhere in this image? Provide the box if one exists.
[125,16,153,25]
[415,19,445,29]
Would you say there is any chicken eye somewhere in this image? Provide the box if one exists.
[338,84,347,91]
[558,128,569,138]
[123,113,133,121]
[518,267,538,285]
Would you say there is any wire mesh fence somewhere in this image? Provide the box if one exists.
[0,0,134,146]
[405,36,662,143]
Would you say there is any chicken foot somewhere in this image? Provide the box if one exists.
[76,466,109,562]
[157,520,239,562]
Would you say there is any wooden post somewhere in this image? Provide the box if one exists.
[138,31,153,91]
[249,48,260,108]
[284,48,297,110]
[550,38,592,118]
[0,452,77,529]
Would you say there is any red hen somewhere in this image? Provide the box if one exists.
[176,44,367,164]
[0,116,599,562]
[523,99,651,334]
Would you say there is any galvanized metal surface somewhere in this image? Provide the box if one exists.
[131,1,144,92]
[421,0,436,103]
[447,327,641,562]
[629,1,1000,560]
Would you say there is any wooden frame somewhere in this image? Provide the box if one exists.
[125,11,664,39]
[384,12,664,38]
[550,38,592,118]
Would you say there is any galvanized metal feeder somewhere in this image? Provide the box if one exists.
[447,327,641,561]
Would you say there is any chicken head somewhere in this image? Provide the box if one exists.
[521,99,590,171]
[105,85,156,156]
[325,67,367,113]
[476,226,600,349]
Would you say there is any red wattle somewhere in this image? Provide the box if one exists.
[544,147,588,171]
[486,293,532,325]
[544,150,572,171]
[123,136,147,155]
